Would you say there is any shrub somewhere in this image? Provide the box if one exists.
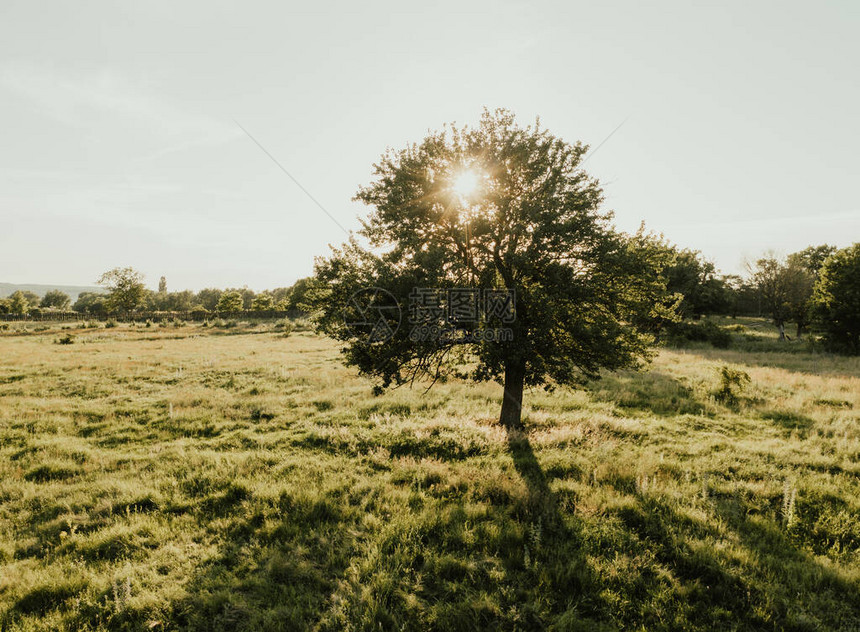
[104,319,118,329]
[275,318,294,337]
[56,333,74,345]
[713,366,750,406]
[667,320,732,348]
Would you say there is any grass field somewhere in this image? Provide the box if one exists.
[1,318,859,631]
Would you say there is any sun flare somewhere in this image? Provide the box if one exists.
[451,168,481,199]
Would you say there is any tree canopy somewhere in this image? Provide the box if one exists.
[313,109,673,428]
[748,254,813,340]
[812,243,860,354]
[97,267,147,313]
[40,290,71,310]
[216,290,244,312]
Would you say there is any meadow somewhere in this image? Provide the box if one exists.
[0,318,858,631]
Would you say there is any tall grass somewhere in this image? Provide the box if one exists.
[0,319,858,630]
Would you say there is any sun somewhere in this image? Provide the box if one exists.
[451,168,481,200]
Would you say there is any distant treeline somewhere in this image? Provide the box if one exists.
[0,275,313,319]
[0,310,293,323]
[2,239,858,354]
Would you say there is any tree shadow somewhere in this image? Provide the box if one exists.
[609,490,860,630]
[504,427,616,629]
[64,485,363,631]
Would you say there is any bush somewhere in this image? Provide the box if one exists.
[713,366,750,406]
[104,319,118,329]
[275,318,294,336]
[667,320,732,348]
[56,334,75,345]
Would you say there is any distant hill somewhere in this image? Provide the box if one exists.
[0,282,103,302]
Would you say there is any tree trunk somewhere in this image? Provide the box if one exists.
[796,322,803,340]
[499,358,525,430]
[777,321,786,341]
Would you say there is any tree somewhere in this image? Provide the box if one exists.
[251,293,275,311]
[8,291,32,315]
[748,254,813,340]
[286,277,314,314]
[811,243,860,354]
[788,244,836,277]
[663,248,730,318]
[786,244,837,338]
[312,109,673,429]
[158,276,168,294]
[216,290,244,312]
[159,290,195,312]
[196,288,223,311]
[238,288,256,310]
[72,292,108,315]
[721,274,759,317]
[21,291,40,308]
[40,290,71,310]
[96,267,147,314]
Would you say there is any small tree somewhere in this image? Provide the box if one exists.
[286,278,314,315]
[749,255,812,340]
[662,247,730,318]
[238,288,256,310]
[158,276,168,294]
[812,243,860,354]
[216,290,244,312]
[162,290,195,312]
[196,288,223,311]
[73,292,108,315]
[40,290,71,310]
[786,244,836,338]
[97,267,147,314]
[8,291,32,315]
[251,293,275,311]
[313,109,673,429]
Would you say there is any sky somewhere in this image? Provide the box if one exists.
[1,0,858,291]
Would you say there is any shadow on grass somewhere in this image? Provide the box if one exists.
[47,426,860,631]
[677,344,860,379]
[585,371,710,418]
[505,428,617,630]
[64,486,362,631]
[608,491,860,630]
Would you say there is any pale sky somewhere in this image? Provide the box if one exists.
[1,1,857,291]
